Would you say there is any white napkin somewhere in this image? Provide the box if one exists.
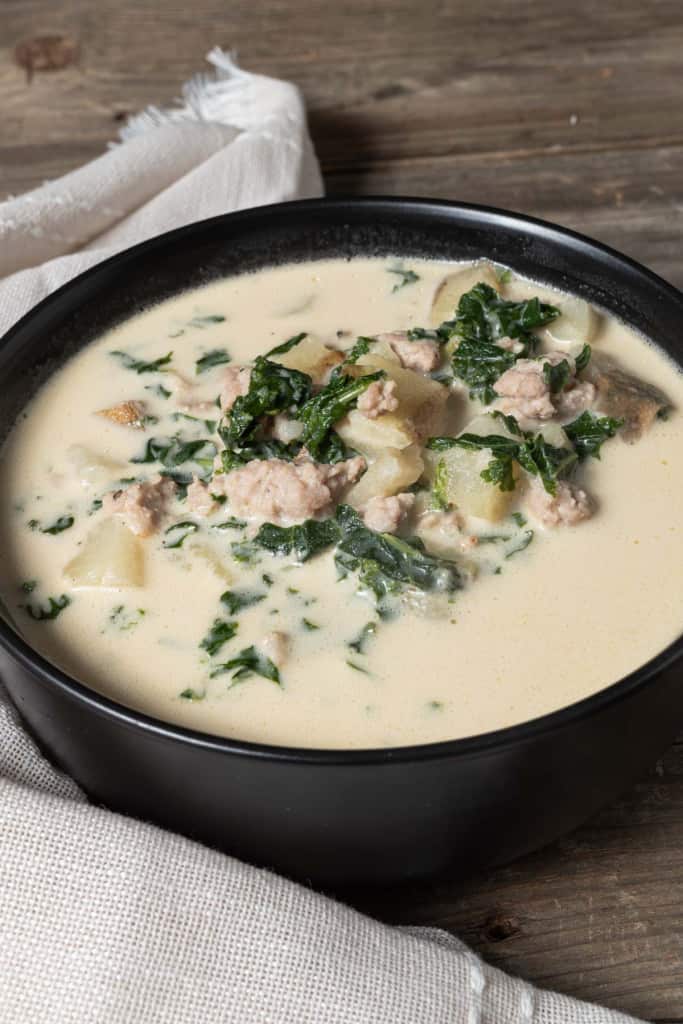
[0,51,641,1024]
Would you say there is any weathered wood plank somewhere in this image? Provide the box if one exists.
[344,738,683,1021]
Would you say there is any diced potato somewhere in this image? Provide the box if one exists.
[424,413,519,522]
[545,296,598,350]
[535,421,571,449]
[355,354,448,440]
[64,517,144,588]
[346,445,424,508]
[429,262,501,326]
[270,336,343,383]
[67,445,128,490]
[337,408,417,452]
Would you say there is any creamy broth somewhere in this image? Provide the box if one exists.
[1,257,681,749]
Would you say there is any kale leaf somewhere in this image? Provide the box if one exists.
[388,268,420,292]
[131,436,217,481]
[163,521,199,549]
[543,358,571,394]
[342,336,376,366]
[110,350,173,374]
[449,283,560,402]
[575,344,592,372]
[564,411,623,460]
[40,515,74,535]
[298,370,384,461]
[219,357,312,449]
[21,594,71,621]
[265,332,307,357]
[254,517,340,562]
[210,645,281,685]
[348,621,377,654]
[199,618,238,657]
[220,589,267,615]
[334,505,462,609]
[196,348,231,374]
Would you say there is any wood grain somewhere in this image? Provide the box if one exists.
[1,1,682,1018]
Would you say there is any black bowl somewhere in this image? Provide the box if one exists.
[1,198,681,886]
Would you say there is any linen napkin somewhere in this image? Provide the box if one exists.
[0,50,642,1024]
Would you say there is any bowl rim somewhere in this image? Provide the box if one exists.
[1,194,681,766]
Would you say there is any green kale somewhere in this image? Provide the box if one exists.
[179,688,204,701]
[388,267,420,292]
[564,411,623,460]
[575,344,592,372]
[172,412,218,434]
[265,332,307,357]
[431,459,450,510]
[20,580,37,593]
[298,370,384,461]
[230,541,261,565]
[163,521,199,549]
[199,618,238,657]
[110,350,173,374]
[21,594,71,621]
[342,336,376,365]
[196,348,231,374]
[334,505,462,609]
[41,515,75,535]
[302,618,319,631]
[131,436,217,480]
[212,516,247,531]
[210,645,281,685]
[220,589,267,615]
[219,357,312,449]
[543,358,571,394]
[145,383,172,399]
[449,283,560,402]
[188,314,226,327]
[254,518,340,562]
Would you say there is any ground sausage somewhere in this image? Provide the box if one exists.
[494,352,578,421]
[357,379,399,419]
[378,331,441,374]
[103,475,176,537]
[525,477,592,527]
[362,492,415,534]
[213,455,365,523]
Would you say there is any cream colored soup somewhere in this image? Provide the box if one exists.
[0,257,681,749]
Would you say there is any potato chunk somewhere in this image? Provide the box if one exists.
[354,354,448,440]
[545,295,598,351]
[346,445,424,508]
[425,414,519,522]
[270,336,343,384]
[336,408,417,452]
[67,445,128,490]
[64,517,144,588]
[429,262,501,326]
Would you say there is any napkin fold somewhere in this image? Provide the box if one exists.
[0,50,641,1024]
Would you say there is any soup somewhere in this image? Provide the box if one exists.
[0,258,681,749]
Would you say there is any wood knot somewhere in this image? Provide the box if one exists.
[14,35,79,82]
[482,912,521,943]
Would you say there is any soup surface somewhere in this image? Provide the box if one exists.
[0,257,681,749]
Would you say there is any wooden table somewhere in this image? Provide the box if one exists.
[2,2,682,1018]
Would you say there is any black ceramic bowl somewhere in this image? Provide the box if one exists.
[1,198,682,886]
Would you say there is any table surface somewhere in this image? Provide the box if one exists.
[2,1,682,1018]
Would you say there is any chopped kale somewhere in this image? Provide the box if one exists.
[254,518,340,562]
[334,505,462,609]
[210,645,280,685]
[346,660,370,675]
[302,618,319,631]
[448,426,577,497]
[110,350,173,374]
[21,594,71,621]
[196,348,231,374]
[575,344,592,372]
[348,621,377,654]
[189,314,226,327]
[172,412,218,434]
[219,357,312,449]
[179,688,204,701]
[298,369,384,461]
[447,283,560,402]
[41,515,75,535]
[543,358,571,394]
[220,589,267,615]
[342,336,376,366]
[20,580,37,593]
[388,267,420,292]
[564,410,623,460]
[163,521,199,549]
[432,459,450,510]
[265,332,307,357]
[109,605,145,631]
[230,541,261,565]
[145,383,172,399]
[199,618,238,657]
[212,516,247,531]
[261,573,274,586]
[132,436,217,481]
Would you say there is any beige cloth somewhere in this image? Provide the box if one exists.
[0,51,642,1024]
